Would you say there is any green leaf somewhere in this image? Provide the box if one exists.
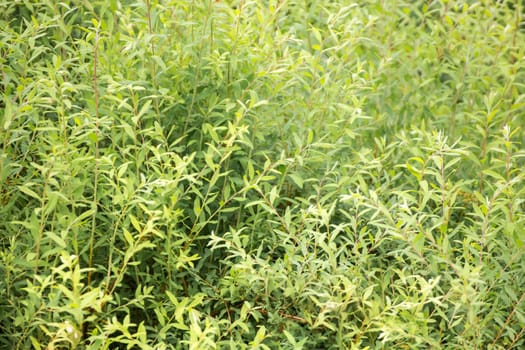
[123,229,134,246]
[18,183,41,201]
[129,215,142,233]
[413,231,425,255]
[45,231,66,249]
[251,326,266,347]
[289,173,304,189]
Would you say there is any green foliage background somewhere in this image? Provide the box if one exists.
[1,0,524,349]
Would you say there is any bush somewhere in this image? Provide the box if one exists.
[1,0,524,349]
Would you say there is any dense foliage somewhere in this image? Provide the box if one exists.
[1,0,524,349]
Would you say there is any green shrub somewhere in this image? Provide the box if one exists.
[1,0,524,349]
